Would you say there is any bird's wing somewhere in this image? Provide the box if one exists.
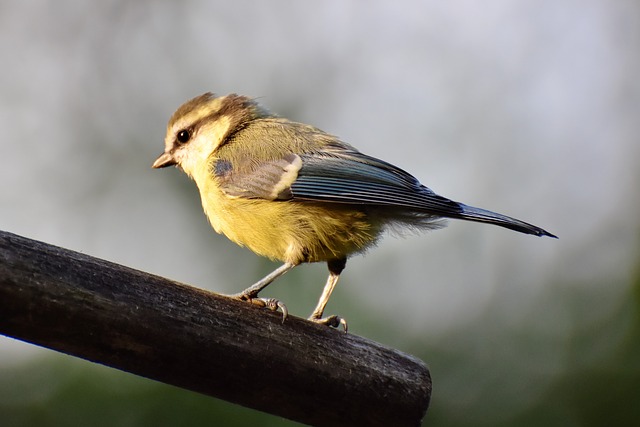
[293,151,463,213]
[215,149,463,216]
[214,149,556,237]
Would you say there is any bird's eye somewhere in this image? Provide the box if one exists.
[176,129,191,144]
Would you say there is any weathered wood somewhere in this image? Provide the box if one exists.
[0,230,431,426]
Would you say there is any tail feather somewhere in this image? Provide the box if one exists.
[455,203,557,238]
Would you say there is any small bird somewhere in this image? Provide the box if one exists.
[153,92,556,331]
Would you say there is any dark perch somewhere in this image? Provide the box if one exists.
[0,230,431,427]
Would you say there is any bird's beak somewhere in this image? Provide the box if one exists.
[152,152,177,169]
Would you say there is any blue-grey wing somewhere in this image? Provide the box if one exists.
[291,151,464,216]
[291,151,555,237]
[215,149,461,214]
[215,150,555,237]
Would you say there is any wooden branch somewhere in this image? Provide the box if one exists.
[0,230,431,427]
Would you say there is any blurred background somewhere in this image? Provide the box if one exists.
[1,1,639,426]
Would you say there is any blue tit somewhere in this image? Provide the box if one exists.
[153,93,556,330]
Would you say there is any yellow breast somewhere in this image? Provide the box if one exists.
[199,180,379,264]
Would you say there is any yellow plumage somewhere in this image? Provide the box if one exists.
[193,119,380,265]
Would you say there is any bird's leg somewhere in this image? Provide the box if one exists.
[231,262,296,321]
[308,258,348,332]
[232,262,296,299]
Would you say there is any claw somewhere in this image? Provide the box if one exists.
[243,296,288,323]
[309,315,348,333]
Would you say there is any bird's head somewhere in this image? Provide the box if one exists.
[152,92,270,178]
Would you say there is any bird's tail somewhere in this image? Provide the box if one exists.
[455,203,557,238]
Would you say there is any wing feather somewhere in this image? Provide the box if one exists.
[215,147,555,237]
[291,152,464,216]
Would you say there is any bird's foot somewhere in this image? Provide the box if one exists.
[308,314,348,333]
[233,293,288,323]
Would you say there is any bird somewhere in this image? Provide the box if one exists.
[152,92,556,331]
